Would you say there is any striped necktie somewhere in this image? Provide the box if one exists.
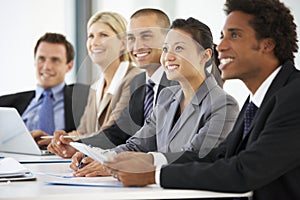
[143,79,155,122]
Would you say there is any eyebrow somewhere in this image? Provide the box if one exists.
[163,41,186,45]
[51,56,61,60]
[140,30,153,35]
[175,41,185,45]
[221,28,244,36]
[227,28,243,32]
[127,30,153,36]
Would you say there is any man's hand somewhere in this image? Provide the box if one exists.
[70,152,110,177]
[47,130,77,158]
[31,130,51,147]
[105,152,156,187]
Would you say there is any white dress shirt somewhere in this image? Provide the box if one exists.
[91,61,129,131]
[145,66,164,107]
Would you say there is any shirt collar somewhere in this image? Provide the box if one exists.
[145,66,164,85]
[250,66,281,107]
[91,61,129,95]
[35,82,65,101]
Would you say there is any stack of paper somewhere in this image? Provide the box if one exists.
[0,157,36,181]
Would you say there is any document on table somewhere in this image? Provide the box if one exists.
[0,152,71,163]
[0,157,36,181]
[36,171,75,178]
[46,176,123,187]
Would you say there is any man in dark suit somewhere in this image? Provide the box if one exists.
[0,33,89,147]
[105,0,300,199]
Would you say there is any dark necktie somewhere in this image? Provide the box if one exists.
[38,89,55,135]
[243,101,258,138]
[144,79,155,122]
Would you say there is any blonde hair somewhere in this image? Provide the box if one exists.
[87,11,129,62]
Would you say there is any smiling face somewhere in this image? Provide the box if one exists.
[160,29,207,84]
[217,11,266,83]
[127,14,166,71]
[35,42,73,89]
[86,21,124,69]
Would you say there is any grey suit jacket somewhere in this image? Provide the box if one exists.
[113,75,239,157]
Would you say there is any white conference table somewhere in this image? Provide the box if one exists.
[0,156,252,200]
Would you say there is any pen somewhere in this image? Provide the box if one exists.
[40,135,76,139]
[78,154,88,169]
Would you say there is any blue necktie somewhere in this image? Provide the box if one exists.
[38,89,55,135]
[144,79,155,122]
[243,101,258,138]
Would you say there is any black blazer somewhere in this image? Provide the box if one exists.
[81,72,178,148]
[0,84,89,132]
[160,60,300,200]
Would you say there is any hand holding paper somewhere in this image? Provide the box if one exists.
[70,142,116,164]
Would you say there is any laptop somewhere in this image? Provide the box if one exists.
[0,107,52,155]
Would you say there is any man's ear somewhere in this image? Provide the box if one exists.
[263,38,276,52]
[66,60,74,72]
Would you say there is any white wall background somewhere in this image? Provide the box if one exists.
[0,0,75,94]
[0,0,299,108]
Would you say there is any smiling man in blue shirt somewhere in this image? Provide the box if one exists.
[0,33,89,148]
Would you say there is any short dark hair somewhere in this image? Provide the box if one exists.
[130,8,170,29]
[224,0,298,64]
[34,33,75,63]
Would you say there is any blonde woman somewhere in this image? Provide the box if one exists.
[48,11,141,157]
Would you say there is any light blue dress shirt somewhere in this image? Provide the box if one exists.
[22,83,65,132]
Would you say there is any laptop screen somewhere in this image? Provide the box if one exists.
[0,107,45,155]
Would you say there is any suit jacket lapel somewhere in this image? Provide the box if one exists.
[167,102,197,145]
[98,93,112,119]
[63,85,74,132]
[157,73,178,103]
[165,93,181,145]
[246,61,296,143]
[131,86,146,125]
[20,92,35,115]
[232,98,251,154]
[167,76,214,145]
[261,60,295,106]
[234,60,296,152]
[130,73,146,126]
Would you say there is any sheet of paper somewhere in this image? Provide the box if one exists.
[70,142,116,164]
[0,172,36,182]
[36,171,75,178]
[0,157,29,176]
[0,153,71,163]
[45,176,123,187]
